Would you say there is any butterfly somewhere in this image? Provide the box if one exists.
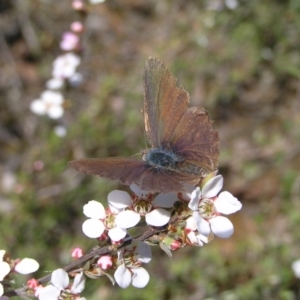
[69,57,219,193]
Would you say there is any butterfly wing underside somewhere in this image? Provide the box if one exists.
[171,107,219,173]
[69,157,199,193]
[144,57,219,174]
[69,157,148,186]
[144,57,190,148]
[69,57,219,193]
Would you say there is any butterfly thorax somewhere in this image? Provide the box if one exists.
[145,148,181,169]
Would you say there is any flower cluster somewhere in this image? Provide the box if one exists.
[30,0,107,125]
[30,1,86,139]
[82,184,177,243]
[0,250,39,297]
[33,269,86,300]
[1,172,240,298]
[78,173,242,288]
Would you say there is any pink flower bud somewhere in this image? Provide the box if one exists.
[27,278,39,289]
[71,21,84,33]
[170,240,181,251]
[72,0,85,10]
[71,247,84,258]
[97,255,112,270]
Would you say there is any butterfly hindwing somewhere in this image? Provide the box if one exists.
[170,107,219,172]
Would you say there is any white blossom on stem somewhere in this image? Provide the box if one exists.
[30,90,64,119]
[188,175,242,238]
[109,184,176,229]
[38,269,85,300]
[82,196,138,242]
[0,250,39,297]
[114,242,152,288]
[292,259,300,278]
[52,53,80,79]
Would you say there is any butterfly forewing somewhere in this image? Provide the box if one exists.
[144,58,189,148]
[69,157,148,186]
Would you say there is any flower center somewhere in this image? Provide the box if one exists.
[133,200,152,215]
[198,198,216,219]
[104,213,116,229]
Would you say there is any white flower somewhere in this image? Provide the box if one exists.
[14,258,39,274]
[89,0,106,4]
[188,175,242,239]
[110,184,175,228]
[225,0,238,9]
[0,250,10,297]
[114,242,151,288]
[38,269,85,300]
[0,262,10,297]
[82,198,131,242]
[0,262,10,281]
[45,78,64,90]
[185,216,209,246]
[0,251,39,297]
[68,72,83,87]
[53,126,67,137]
[292,259,300,278]
[59,32,79,51]
[52,53,80,79]
[30,90,64,119]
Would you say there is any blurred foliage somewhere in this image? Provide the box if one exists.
[1,0,300,299]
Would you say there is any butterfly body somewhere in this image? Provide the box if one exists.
[145,148,181,169]
[69,58,219,193]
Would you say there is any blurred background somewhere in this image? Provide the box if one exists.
[1,0,300,299]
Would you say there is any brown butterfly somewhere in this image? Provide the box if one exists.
[69,57,219,193]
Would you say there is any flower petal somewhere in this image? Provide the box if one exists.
[292,259,300,278]
[83,200,105,219]
[41,90,63,104]
[48,106,64,119]
[115,210,140,228]
[145,208,170,226]
[14,258,39,274]
[193,212,211,236]
[202,175,223,198]
[214,191,242,214]
[54,126,67,137]
[30,100,46,115]
[51,268,69,290]
[46,78,64,90]
[0,284,4,297]
[181,183,197,200]
[131,267,150,288]
[114,264,131,289]
[82,219,105,238]
[210,216,234,238]
[0,262,10,281]
[136,242,152,263]
[108,227,127,242]
[153,193,177,208]
[188,187,201,210]
[38,285,60,300]
[0,250,6,261]
[130,184,149,198]
[108,190,131,209]
[71,272,85,294]
[185,216,197,231]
